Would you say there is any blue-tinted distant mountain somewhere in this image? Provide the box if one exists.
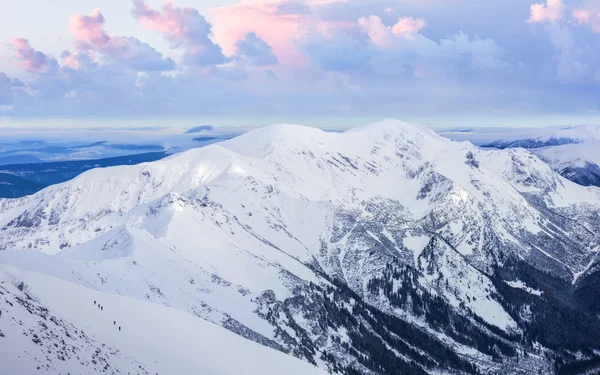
[186,125,214,133]
[0,140,166,163]
[0,154,42,166]
[0,128,248,198]
[483,137,584,149]
[107,144,164,151]
[16,140,46,146]
[86,141,109,147]
[20,142,164,154]
[0,172,46,198]
[0,152,169,198]
[192,135,240,143]
[534,141,600,188]
[441,125,600,188]
[193,136,220,142]
[481,125,600,149]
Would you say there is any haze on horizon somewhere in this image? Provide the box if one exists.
[1,0,600,128]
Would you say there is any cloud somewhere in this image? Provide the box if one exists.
[101,37,175,71]
[68,9,175,71]
[274,1,312,15]
[358,16,426,48]
[0,73,14,105]
[358,15,395,48]
[11,38,58,73]
[60,50,95,70]
[528,0,565,23]
[300,32,370,72]
[527,0,600,33]
[68,9,109,48]
[546,23,590,82]
[234,32,279,66]
[3,0,600,120]
[209,0,330,69]
[392,17,426,37]
[525,0,600,82]
[354,15,505,75]
[572,9,591,24]
[572,7,600,33]
[17,62,152,115]
[132,0,226,67]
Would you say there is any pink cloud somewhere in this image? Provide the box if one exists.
[528,0,565,23]
[61,50,95,70]
[572,8,600,33]
[133,0,208,46]
[572,9,590,24]
[358,15,426,48]
[210,0,308,68]
[61,50,81,69]
[132,0,226,66]
[68,8,174,71]
[68,9,110,48]
[392,17,426,37]
[209,0,353,70]
[11,37,56,73]
[358,16,395,48]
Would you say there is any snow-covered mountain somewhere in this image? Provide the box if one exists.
[0,266,328,375]
[476,125,600,188]
[1,120,600,375]
[482,124,600,149]
[533,141,600,188]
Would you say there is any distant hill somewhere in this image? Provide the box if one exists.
[0,151,169,198]
[481,124,600,149]
[0,173,46,198]
[0,154,42,166]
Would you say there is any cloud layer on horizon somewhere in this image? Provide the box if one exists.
[2,0,600,120]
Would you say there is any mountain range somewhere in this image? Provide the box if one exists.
[1,120,600,375]
[480,125,600,189]
[481,125,600,149]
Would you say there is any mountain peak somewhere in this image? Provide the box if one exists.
[221,120,447,158]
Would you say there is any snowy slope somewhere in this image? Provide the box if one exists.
[535,140,600,169]
[1,120,599,374]
[0,266,327,375]
[532,140,600,188]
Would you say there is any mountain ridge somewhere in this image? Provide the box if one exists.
[1,120,600,375]
[482,124,600,149]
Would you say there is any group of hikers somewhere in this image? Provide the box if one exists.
[94,300,121,331]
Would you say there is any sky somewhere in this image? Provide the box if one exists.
[1,0,600,128]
